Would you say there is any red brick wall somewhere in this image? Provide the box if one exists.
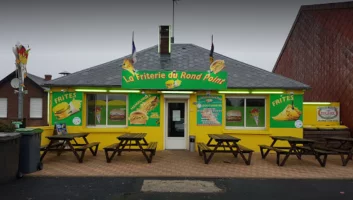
[0,77,48,126]
[274,9,353,129]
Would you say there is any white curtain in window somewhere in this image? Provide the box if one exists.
[0,98,7,118]
[30,98,43,118]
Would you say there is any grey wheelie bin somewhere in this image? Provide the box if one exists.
[15,128,43,176]
[0,133,21,184]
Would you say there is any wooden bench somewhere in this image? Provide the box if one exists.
[145,142,158,163]
[259,145,292,166]
[40,141,65,151]
[297,146,338,167]
[235,144,254,165]
[103,143,119,163]
[74,142,100,163]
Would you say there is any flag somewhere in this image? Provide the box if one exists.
[209,35,214,64]
[132,32,137,64]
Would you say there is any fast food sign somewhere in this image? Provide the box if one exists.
[317,106,339,122]
[196,95,223,126]
[51,92,83,126]
[270,94,303,128]
[121,70,227,90]
[128,93,161,126]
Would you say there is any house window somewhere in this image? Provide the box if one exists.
[225,97,265,129]
[0,98,8,118]
[30,98,43,118]
[86,94,127,126]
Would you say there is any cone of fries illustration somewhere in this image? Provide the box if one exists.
[165,79,182,89]
[272,104,302,121]
[209,60,225,74]
[122,58,136,76]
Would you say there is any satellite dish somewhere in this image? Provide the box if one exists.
[11,78,20,89]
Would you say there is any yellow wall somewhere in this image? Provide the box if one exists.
[43,88,304,152]
[303,102,340,126]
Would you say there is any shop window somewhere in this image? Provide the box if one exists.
[30,98,43,118]
[0,98,7,118]
[86,94,127,127]
[225,97,265,129]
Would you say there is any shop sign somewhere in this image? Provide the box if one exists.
[270,94,303,128]
[317,106,339,122]
[122,70,227,90]
[197,95,222,126]
[52,92,83,126]
[128,94,160,126]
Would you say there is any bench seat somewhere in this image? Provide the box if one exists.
[40,141,65,151]
[74,142,100,163]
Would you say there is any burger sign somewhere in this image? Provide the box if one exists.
[317,106,339,122]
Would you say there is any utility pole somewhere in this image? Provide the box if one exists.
[18,64,23,120]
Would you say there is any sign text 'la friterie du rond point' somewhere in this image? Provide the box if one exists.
[122,70,228,90]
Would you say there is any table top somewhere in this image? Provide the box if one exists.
[323,136,353,142]
[271,136,315,143]
[208,134,241,142]
[118,133,147,140]
[47,133,89,140]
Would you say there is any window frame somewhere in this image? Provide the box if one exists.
[225,96,266,130]
[86,93,128,128]
[0,98,8,118]
[29,97,43,119]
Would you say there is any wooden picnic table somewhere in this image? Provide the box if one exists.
[259,136,332,167]
[321,136,353,166]
[197,134,253,165]
[104,133,157,163]
[40,133,100,163]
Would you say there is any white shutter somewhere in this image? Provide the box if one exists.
[30,98,43,118]
[0,98,7,118]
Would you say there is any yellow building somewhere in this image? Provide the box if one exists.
[43,26,310,151]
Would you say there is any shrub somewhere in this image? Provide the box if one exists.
[0,121,16,132]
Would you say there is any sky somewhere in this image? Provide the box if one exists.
[0,0,348,80]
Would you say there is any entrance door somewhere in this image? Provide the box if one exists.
[165,102,187,149]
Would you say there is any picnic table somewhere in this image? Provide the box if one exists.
[259,136,334,167]
[103,133,158,163]
[40,133,100,163]
[319,136,353,166]
[197,134,253,165]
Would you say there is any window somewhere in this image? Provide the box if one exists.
[87,94,127,126]
[30,98,43,118]
[0,98,7,118]
[225,97,265,128]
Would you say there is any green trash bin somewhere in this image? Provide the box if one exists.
[0,133,21,184]
[15,128,43,175]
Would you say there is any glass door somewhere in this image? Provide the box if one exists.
[165,102,187,149]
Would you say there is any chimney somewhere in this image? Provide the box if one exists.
[44,74,52,81]
[159,25,171,54]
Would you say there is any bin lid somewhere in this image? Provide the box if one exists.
[15,128,43,135]
[0,132,21,142]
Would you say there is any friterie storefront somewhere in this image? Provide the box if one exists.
[47,59,309,151]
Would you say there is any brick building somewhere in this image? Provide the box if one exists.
[273,2,353,129]
[0,71,52,127]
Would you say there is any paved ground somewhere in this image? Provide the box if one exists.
[1,177,353,200]
[31,150,353,179]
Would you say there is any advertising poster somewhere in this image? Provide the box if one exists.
[270,94,303,128]
[225,106,244,126]
[128,94,160,126]
[317,106,340,122]
[246,107,265,127]
[52,92,83,126]
[197,95,222,126]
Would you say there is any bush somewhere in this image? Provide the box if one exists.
[0,121,16,132]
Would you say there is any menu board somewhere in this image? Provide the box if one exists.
[128,94,161,126]
[197,95,222,126]
[52,92,83,126]
[270,94,303,128]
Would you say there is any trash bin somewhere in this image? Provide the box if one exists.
[15,128,43,176]
[189,135,195,152]
[0,133,21,184]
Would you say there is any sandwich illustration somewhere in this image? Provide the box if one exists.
[272,104,302,121]
[201,108,220,124]
[109,109,125,121]
[122,58,136,76]
[210,60,225,74]
[129,111,148,124]
[53,102,71,120]
[226,110,242,122]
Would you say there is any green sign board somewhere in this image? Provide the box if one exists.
[122,70,227,90]
[197,95,223,126]
[270,94,303,128]
[52,92,83,126]
[128,94,160,126]
[87,99,127,126]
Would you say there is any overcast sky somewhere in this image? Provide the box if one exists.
[0,0,347,80]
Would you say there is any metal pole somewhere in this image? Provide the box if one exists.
[173,0,174,38]
[17,64,23,120]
